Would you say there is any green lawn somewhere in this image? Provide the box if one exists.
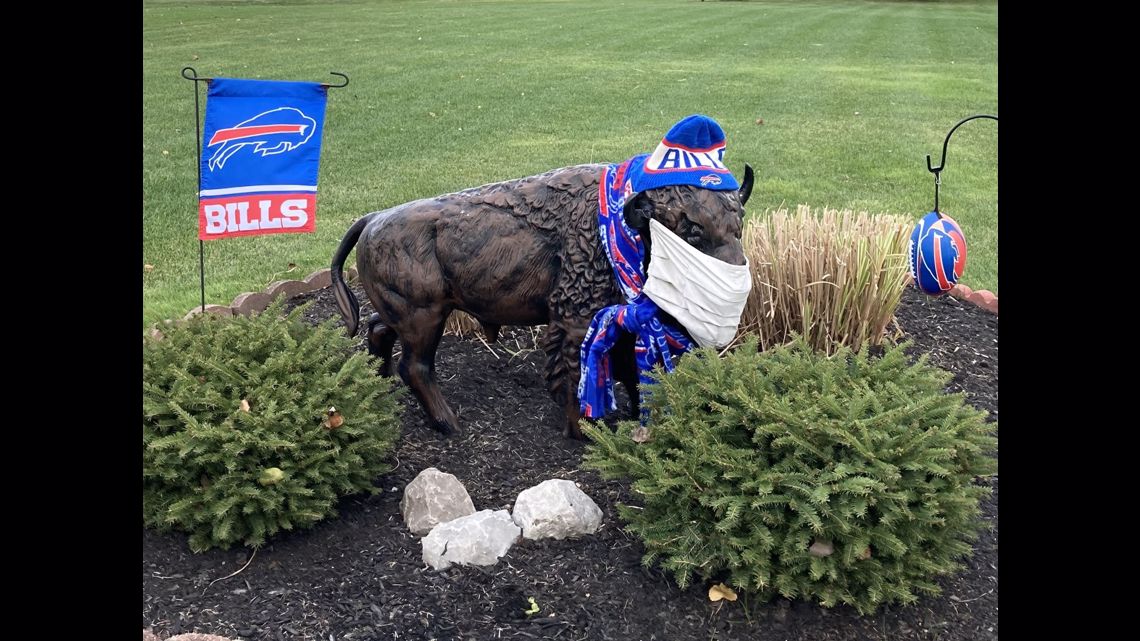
[143,0,997,326]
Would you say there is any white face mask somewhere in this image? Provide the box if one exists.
[642,218,752,349]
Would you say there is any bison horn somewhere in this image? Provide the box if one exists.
[739,164,754,206]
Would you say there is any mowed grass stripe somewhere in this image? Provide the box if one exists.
[144,1,997,326]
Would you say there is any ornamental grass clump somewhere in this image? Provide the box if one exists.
[739,206,911,354]
[143,300,402,552]
[582,336,996,614]
[445,310,483,338]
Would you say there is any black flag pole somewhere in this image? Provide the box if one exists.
[179,68,350,313]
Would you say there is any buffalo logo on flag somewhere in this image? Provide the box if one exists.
[206,107,317,171]
[198,78,329,240]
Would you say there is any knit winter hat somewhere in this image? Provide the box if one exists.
[623,114,739,194]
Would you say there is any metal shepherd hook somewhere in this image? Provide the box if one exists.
[926,114,997,216]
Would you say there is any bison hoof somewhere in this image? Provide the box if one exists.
[563,421,587,441]
[431,418,460,437]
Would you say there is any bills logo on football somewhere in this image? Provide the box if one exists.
[910,212,967,295]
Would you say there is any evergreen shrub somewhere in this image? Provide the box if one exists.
[143,300,402,552]
[583,336,996,614]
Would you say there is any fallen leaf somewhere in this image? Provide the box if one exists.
[322,406,344,430]
[259,467,285,486]
[755,118,764,125]
[240,399,251,413]
[143,264,154,272]
[191,54,199,60]
[809,539,834,558]
[709,583,738,602]
[631,425,651,443]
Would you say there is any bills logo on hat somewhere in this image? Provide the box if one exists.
[909,211,967,296]
[645,137,727,173]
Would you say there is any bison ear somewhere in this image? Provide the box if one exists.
[739,164,755,206]
[623,193,651,230]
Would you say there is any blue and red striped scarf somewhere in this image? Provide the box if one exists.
[577,159,695,422]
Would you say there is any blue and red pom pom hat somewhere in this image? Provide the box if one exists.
[622,114,740,194]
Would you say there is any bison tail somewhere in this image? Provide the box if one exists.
[331,213,374,337]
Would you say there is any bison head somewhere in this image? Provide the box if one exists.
[625,164,754,268]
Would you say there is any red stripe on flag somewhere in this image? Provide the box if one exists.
[209,124,307,145]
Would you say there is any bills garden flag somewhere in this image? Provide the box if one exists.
[198,78,329,240]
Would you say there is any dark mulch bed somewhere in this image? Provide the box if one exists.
[143,286,997,641]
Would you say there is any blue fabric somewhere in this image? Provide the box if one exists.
[200,78,329,193]
[577,161,696,422]
[624,114,739,193]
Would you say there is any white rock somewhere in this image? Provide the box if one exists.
[400,467,476,536]
[512,479,603,540]
[421,509,521,570]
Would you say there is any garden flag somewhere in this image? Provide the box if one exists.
[198,78,329,240]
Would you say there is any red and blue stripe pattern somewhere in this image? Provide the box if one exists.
[909,211,968,296]
[578,162,695,421]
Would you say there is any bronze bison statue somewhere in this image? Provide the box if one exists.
[331,115,754,439]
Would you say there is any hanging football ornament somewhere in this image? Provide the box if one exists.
[909,211,967,296]
[913,114,996,297]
